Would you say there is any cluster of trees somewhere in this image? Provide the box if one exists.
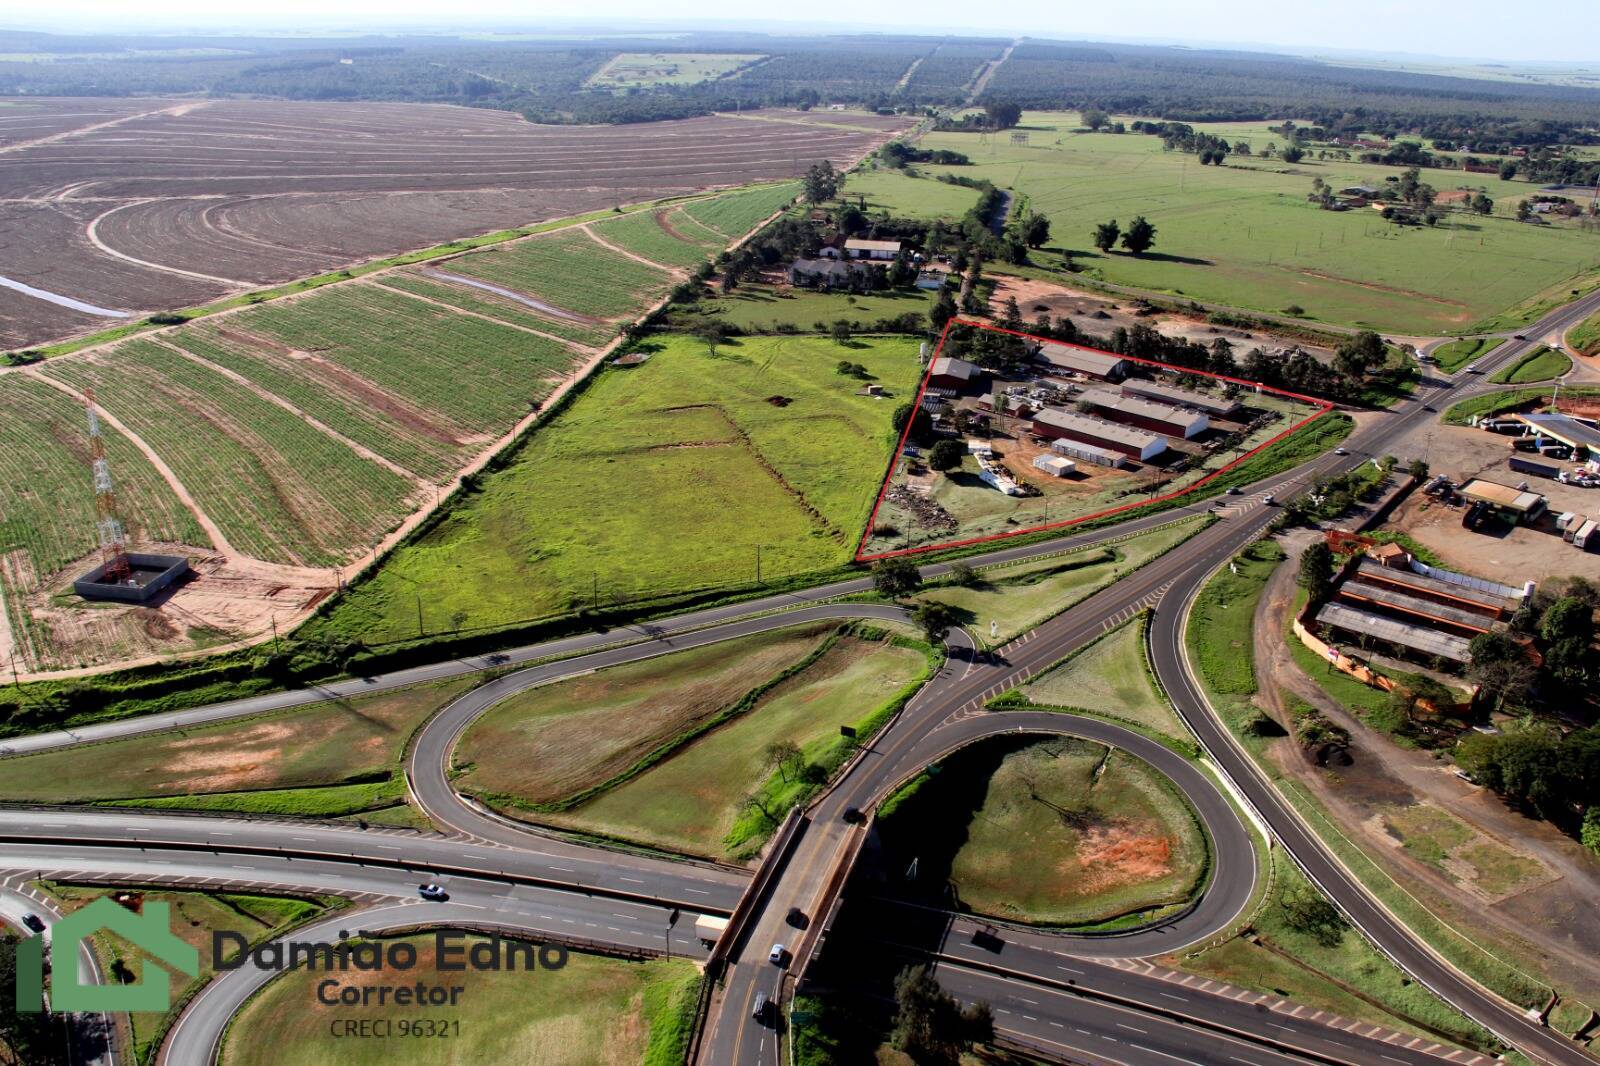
[1469,578,1600,710]
[889,966,995,1063]
[1457,723,1600,848]
[879,141,971,168]
[1091,216,1157,256]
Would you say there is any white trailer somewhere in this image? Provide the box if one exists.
[694,914,729,946]
[1574,520,1597,551]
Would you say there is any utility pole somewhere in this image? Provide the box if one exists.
[416,593,424,638]
[592,571,599,612]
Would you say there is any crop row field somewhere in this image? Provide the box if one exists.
[0,177,816,674]
[0,373,210,667]
[441,227,676,320]
[897,112,1600,335]
[313,332,923,643]
[590,206,726,269]
[0,96,898,349]
[37,340,418,568]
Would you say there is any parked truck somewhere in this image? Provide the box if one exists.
[1575,520,1598,551]
[1509,456,1560,479]
[1564,515,1588,542]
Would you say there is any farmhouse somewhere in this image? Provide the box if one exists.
[1032,407,1166,461]
[1033,454,1076,477]
[1513,412,1600,457]
[1120,378,1242,418]
[1077,387,1209,439]
[844,238,901,260]
[927,356,983,392]
[977,393,1033,419]
[1460,478,1548,523]
[1033,342,1128,382]
[788,258,873,291]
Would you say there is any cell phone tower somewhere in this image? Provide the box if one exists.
[84,388,131,584]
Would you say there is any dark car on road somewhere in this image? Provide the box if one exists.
[21,913,46,933]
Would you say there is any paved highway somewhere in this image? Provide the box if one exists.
[4,286,1598,1065]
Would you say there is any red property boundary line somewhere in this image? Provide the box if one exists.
[854,318,1336,562]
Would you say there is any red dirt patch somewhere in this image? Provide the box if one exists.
[1075,824,1174,891]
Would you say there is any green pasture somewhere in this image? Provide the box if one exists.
[680,181,800,239]
[708,283,935,332]
[445,227,675,319]
[1570,308,1600,355]
[843,166,983,219]
[591,208,722,269]
[316,333,921,643]
[899,112,1600,334]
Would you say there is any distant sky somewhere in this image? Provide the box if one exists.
[6,2,1600,66]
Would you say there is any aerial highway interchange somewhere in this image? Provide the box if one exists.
[5,288,1600,1066]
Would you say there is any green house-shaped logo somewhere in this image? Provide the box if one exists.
[15,898,199,1014]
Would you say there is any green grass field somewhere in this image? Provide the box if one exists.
[1443,384,1600,424]
[1490,345,1572,383]
[533,630,927,860]
[840,166,983,219]
[877,735,1206,927]
[315,333,922,642]
[1023,614,1192,742]
[44,883,331,1065]
[591,207,722,270]
[901,112,1600,334]
[40,340,413,567]
[222,937,700,1066]
[587,51,764,88]
[1570,309,1600,356]
[445,227,675,320]
[707,283,935,332]
[1185,539,1285,737]
[0,678,470,818]
[914,517,1205,649]
[457,622,836,805]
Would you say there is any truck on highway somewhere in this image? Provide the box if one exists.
[694,914,730,947]
[1509,456,1560,479]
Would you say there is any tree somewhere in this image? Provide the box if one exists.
[1278,884,1346,948]
[830,319,853,346]
[1406,458,1429,480]
[764,740,803,784]
[740,791,778,827]
[1334,330,1386,380]
[1082,107,1110,131]
[892,402,932,446]
[948,561,980,587]
[1467,631,1538,711]
[912,601,958,644]
[1121,215,1157,256]
[983,101,1022,129]
[1023,211,1051,248]
[928,439,966,472]
[1517,199,1533,222]
[891,965,994,1065]
[803,159,841,203]
[695,320,729,355]
[1499,160,1518,181]
[1093,219,1120,253]
[1583,807,1600,856]
[1282,145,1305,163]
[1298,541,1335,604]
[1471,193,1494,215]
[929,287,958,330]
[872,556,923,599]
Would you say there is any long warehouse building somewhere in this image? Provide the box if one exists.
[1120,378,1243,419]
[1032,407,1167,460]
[1079,387,1209,439]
